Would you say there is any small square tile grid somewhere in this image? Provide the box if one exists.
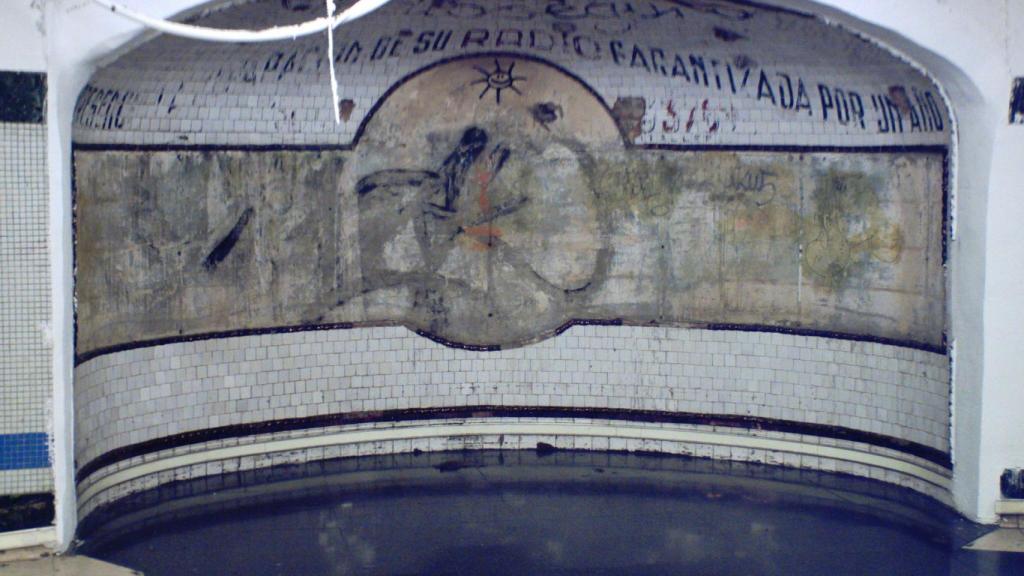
[72,0,951,148]
[0,119,54,497]
[0,469,53,498]
[74,325,951,477]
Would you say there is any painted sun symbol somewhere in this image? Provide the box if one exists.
[471,60,527,104]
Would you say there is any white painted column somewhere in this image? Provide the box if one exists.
[976,1,1024,523]
[44,5,82,550]
[40,0,214,550]
[45,65,77,553]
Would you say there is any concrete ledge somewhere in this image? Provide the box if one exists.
[995,499,1024,516]
[0,556,141,575]
[964,528,1024,553]
[0,527,55,554]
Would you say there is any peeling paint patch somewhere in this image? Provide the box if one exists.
[338,99,356,122]
[611,96,646,141]
[888,86,913,115]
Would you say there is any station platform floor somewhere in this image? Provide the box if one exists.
[67,449,1024,576]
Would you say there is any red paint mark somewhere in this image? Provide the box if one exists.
[686,106,696,132]
[463,221,502,251]
[888,85,912,114]
[702,99,709,111]
[709,121,719,133]
[466,166,501,250]
[476,169,493,213]
[464,224,503,240]
[663,100,678,133]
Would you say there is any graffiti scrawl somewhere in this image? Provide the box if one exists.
[471,59,526,104]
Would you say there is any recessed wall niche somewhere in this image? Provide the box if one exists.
[71,0,953,520]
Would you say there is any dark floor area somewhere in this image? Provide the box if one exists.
[0,493,53,533]
[76,450,1023,575]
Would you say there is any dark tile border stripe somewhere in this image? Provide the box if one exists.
[71,141,952,155]
[75,321,358,365]
[0,493,54,533]
[0,71,46,123]
[76,405,952,484]
[73,317,944,366]
[702,323,946,354]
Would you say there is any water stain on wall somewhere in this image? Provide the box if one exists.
[74,56,945,355]
[803,169,903,291]
[592,154,686,220]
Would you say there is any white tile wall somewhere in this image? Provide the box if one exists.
[0,469,52,497]
[74,325,950,478]
[0,121,53,496]
[72,0,950,148]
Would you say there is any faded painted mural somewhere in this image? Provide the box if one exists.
[75,56,946,356]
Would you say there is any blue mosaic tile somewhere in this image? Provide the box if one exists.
[0,433,50,470]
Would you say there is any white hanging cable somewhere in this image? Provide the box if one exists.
[91,0,390,124]
[326,0,340,124]
[90,0,392,43]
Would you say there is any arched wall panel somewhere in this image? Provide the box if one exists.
[73,0,950,148]
[71,0,953,518]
